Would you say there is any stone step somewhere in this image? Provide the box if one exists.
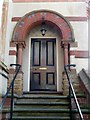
[15,101,69,105]
[17,95,68,99]
[1,108,70,118]
[16,93,86,99]
[13,108,70,117]
[13,112,70,117]
[14,101,69,109]
[73,109,90,114]
[16,95,69,102]
[72,93,86,98]
[23,91,63,95]
[13,108,70,113]
[1,93,88,119]
[2,108,90,114]
[12,116,70,120]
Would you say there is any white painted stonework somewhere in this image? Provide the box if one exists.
[0,70,7,95]
[12,2,86,17]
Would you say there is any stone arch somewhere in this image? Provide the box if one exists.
[11,10,75,92]
[12,10,75,42]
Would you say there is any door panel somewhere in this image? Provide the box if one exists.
[30,38,56,91]
[32,41,41,66]
[46,73,55,85]
[31,73,41,90]
[46,41,54,66]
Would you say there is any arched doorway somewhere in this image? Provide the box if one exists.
[11,10,74,92]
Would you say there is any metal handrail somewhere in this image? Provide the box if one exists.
[0,64,21,120]
[64,64,84,120]
[68,43,70,67]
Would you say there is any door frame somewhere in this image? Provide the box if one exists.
[27,37,62,92]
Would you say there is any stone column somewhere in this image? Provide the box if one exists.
[10,41,25,95]
[17,43,23,65]
[17,42,26,66]
[61,41,68,65]
[64,43,68,65]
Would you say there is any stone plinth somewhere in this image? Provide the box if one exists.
[62,69,80,95]
[8,72,23,95]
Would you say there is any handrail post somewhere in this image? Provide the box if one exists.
[9,64,21,119]
[69,86,72,120]
[68,43,70,69]
[0,64,21,120]
[10,82,14,120]
[64,64,84,120]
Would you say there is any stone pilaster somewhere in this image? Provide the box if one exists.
[62,69,80,95]
[17,42,24,65]
[61,41,69,65]
[64,43,69,65]
[8,42,25,95]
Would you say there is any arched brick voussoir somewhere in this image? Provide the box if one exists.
[12,10,74,42]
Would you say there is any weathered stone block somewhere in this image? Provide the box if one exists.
[8,72,23,95]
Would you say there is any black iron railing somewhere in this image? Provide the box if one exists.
[0,64,21,120]
[64,64,84,120]
[68,43,70,67]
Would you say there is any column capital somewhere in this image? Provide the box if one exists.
[61,40,70,65]
[16,42,26,66]
[14,41,26,48]
[61,41,69,49]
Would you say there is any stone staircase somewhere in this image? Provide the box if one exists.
[12,93,70,120]
[2,92,90,120]
[1,92,90,119]
[1,69,90,119]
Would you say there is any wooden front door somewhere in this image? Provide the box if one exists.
[30,38,56,91]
